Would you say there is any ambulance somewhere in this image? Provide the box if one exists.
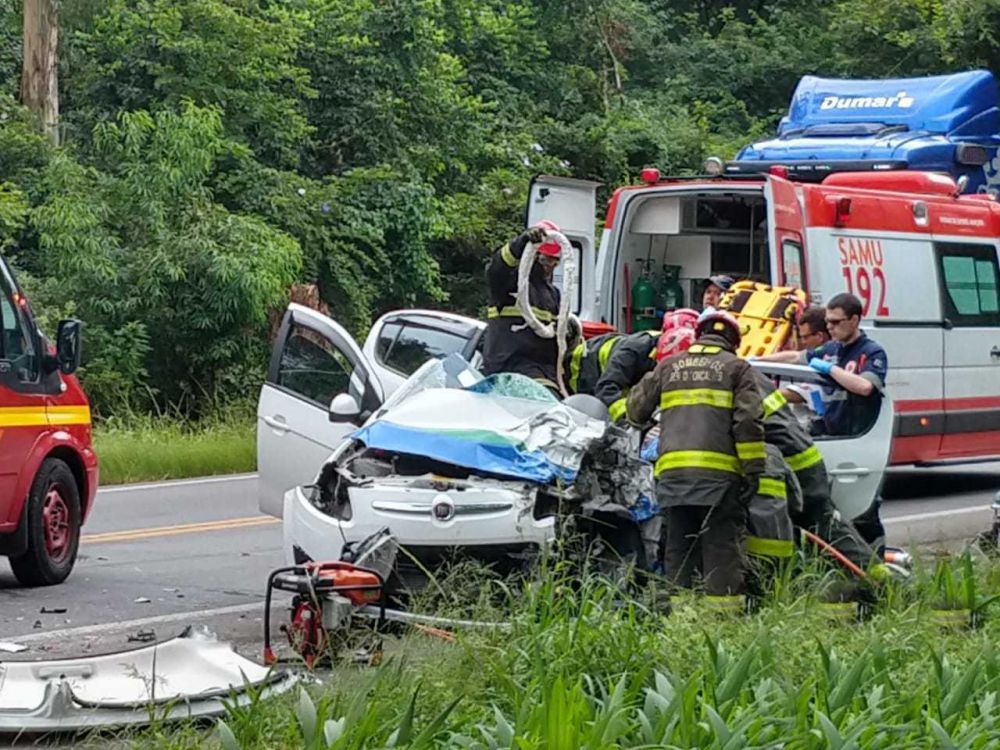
[532,73,1000,468]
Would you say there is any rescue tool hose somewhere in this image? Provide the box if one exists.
[800,528,870,581]
[515,229,577,397]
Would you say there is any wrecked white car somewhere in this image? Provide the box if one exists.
[257,306,894,585]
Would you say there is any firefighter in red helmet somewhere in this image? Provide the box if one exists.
[481,220,564,392]
[626,309,764,612]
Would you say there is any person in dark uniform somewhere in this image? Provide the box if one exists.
[626,310,765,613]
[481,220,563,392]
[760,292,889,548]
[563,309,699,419]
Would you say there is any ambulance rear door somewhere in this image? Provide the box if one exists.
[526,175,602,318]
[764,175,808,291]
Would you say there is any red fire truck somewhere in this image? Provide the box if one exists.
[531,168,1000,467]
[0,256,97,586]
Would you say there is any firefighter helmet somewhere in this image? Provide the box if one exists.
[534,219,562,258]
[656,326,696,361]
[695,309,742,347]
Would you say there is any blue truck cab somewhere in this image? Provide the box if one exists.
[728,70,1000,194]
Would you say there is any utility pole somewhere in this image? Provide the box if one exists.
[21,0,59,144]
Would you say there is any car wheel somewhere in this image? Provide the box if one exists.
[10,458,81,587]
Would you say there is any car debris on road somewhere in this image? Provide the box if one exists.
[0,625,296,734]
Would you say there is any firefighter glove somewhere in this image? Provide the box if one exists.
[809,357,834,376]
[526,226,547,244]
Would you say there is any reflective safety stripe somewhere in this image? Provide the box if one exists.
[655,450,740,475]
[598,336,620,371]
[569,343,585,393]
[736,441,767,461]
[487,305,555,323]
[818,601,857,620]
[747,536,794,558]
[704,594,745,613]
[689,344,722,354]
[757,477,787,499]
[500,243,518,267]
[762,391,787,418]
[609,397,628,422]
[787,445,823,472]
[660,388,733,410]
[0,405,91,427]
[533,377,558,390]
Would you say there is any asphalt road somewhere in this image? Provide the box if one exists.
[0,465,997,660]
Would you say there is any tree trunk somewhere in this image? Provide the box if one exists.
[21,0,59,145]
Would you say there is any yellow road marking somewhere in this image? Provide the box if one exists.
[81,515,279,544]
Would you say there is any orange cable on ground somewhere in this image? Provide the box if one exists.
[801,528,870,581]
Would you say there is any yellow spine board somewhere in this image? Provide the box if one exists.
[718,281,809,358]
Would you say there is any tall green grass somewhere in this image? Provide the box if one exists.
[190,550,1000,749]
[94,415,256,485]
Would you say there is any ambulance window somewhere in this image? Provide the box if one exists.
[781,240,805,289]
[936,243,1000,325]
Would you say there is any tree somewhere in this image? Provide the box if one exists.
[21,0,58,143]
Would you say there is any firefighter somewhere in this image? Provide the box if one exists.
[626,310,765,612]
[481,221,563,392]
[751,368,875,570]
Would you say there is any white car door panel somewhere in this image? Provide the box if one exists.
[257,304,383,518]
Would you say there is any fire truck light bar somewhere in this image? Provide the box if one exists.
[724,159,909,181]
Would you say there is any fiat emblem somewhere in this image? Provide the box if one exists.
[431,495,455,522]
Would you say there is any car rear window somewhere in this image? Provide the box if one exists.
[378,322,470,376]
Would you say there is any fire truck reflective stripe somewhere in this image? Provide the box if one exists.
[47,406,92,426]
[487,306,555,323]
[500,243,517,267]
[660,388,734,410]
[608,398,628,422]
[762,391,787,418]
[787,445,823,472]
[758,477,787,499]
[0,406,88,427]
[895,409,1000,436]
[747,536,794,557]
[655,450,741,475]
[736,441,767,461]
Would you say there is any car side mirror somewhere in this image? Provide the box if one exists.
[329,393,362,424]
[55,319,82,375]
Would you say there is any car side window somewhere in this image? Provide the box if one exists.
[379,323,470,377]
[936,242,1000,326]
[278,324,359,407]
[0,268,37,382]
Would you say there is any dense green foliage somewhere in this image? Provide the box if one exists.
[134,554,1000,748]
[1,0,999,415]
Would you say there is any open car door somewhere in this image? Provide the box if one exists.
[753,362,894,520]
[257,304,384,518]
[526,175,602,317]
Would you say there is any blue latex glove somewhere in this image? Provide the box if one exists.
[809,357,834,375]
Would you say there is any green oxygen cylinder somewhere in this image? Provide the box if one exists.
[631,261,657,331]
[660,264,685,310]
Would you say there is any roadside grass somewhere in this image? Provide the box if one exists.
[118,547,1000,748]
[94,415,256,486]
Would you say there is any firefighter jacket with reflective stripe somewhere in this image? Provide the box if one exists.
[746,444,803,559]
[625,334,766,496]
[593,331,660,422]
[566,332,622,396]
[751,369,825,475]
[481,231,561,383]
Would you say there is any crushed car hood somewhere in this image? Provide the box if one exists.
[351,381,607,485]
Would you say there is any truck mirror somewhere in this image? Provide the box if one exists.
[55,319,82,375]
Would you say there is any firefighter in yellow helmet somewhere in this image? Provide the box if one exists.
[625,309,765,612]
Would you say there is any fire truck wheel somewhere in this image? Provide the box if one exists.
[10,458,81,587]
